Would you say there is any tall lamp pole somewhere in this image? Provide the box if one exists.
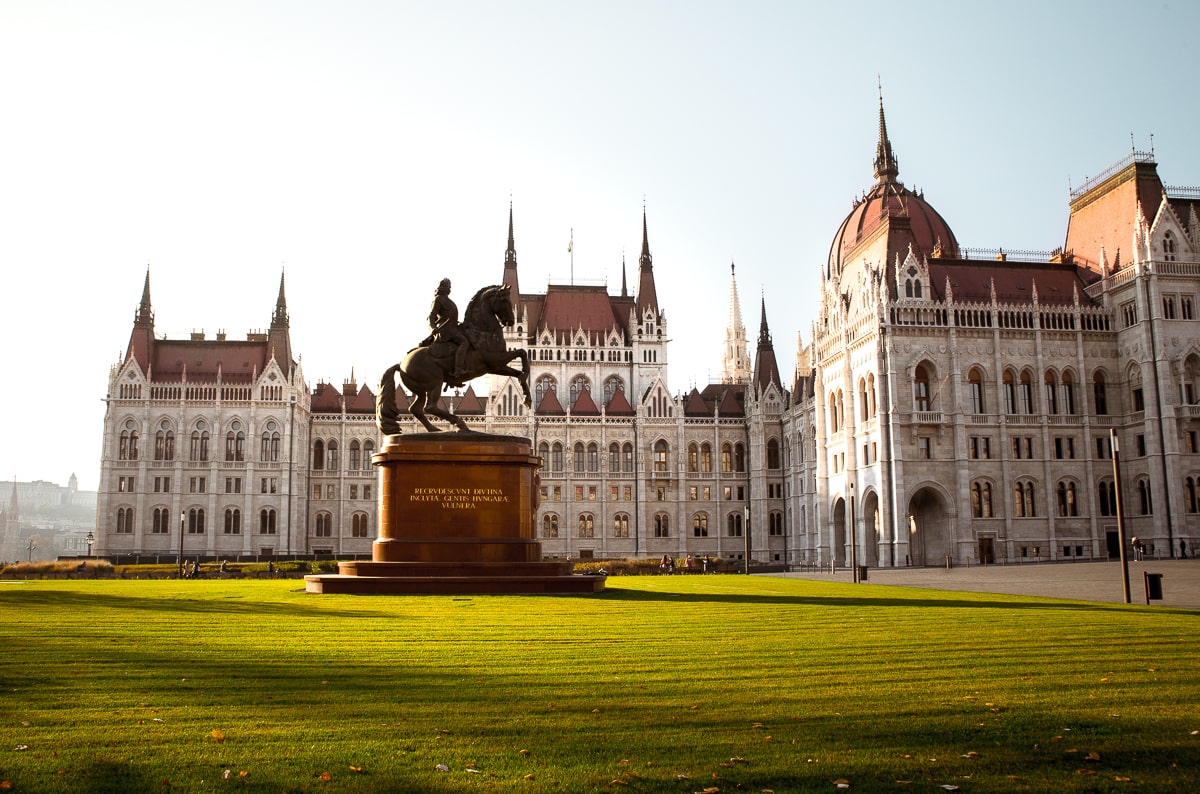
[85,531,95,557]
[178,511,186,579]
[1111,429,1131,604]
[849,482,858,583]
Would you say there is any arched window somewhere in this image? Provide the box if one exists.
[152,506,170,534]
[727,512,743,537]
[569,375,590,406]
[587,443,599,472]
[734,443,745,473]
[687,443,699,473]
[1003,370,1017,414]
[224,508,241,535]
[261,421,280,462]
[971,481,993,518]
[767,439,781,469]
[700,443,713,472]
[1186,477,1199,513]
[613,513,630,537]
[542,513,559,538]
[260,508,277,535]
[609,442,621,472]
[1061,372,1076,415]
[577,513,595,538]
[362,440,375,469]
[1056,481,1078,517]
[550,442,563,472]
[1019,371,1034,414]
[603,375,624,403]
[326,440,338,471]
[187,507,205,534]
[653,514,669,538]
[1044,372,1059,415]
[1093,372,1108,415]
[768,511,783,535]
[535,375,557,407]
[349,440,361,470]
[653,440,669,473]
[155,421,175,461]
[116,506,135,534]
[313,439,325,470]
[1138,479,1153,515]
[968,368,985,414]
[914,365,931,411]
[314,512,332,537]
[573,442,585,472]
[692,513,709,537]
[1098,479,1117,517]
[1164,230,1178,261]
[225,421,245,462]
[191,422,209,461]
[622,443,634,472]
[539,441,550,469]
[1014,481,1036,518]
[120,420,140,461]
[722,443,733,472]
[352,512,370,537]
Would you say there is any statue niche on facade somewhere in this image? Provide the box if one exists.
[376,280,531,434]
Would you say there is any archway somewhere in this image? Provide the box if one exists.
[906,486,950,567]
[860,489,881,567]
[831,497,846,566]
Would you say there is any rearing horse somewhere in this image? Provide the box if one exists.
[376,284,532,433]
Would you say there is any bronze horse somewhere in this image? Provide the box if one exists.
[377,284,532,433]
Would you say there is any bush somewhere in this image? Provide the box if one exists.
[1,559,114,577]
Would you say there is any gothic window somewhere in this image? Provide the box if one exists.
[687,443,699,473]
[224,508,241,535]
[1098,479,1117,517]
[550,442,563,472]
[1093,372,1108,415]
[603,375,624,403]
[1138,479,1153,515]
[769,511,783,535]
[653,513,669,538]
[734,443,745,472]
[116,506,135,534]
[1164,230,1178,261]
[828,391,840,432]
[1056,481,1078,517]
[1019,371,1034,414]
[587,443,599,472]
[1186,477,1199,513]
[349,440,361,470]
[727,512,743,537]
[569,375,591,406]
[971,481,993,518]
[577,513,595,538]
[535,375,556,407]
[260,508,277,534]
[260,422,281,462]
[362,440,374,469]
[1044,372,1059,415]
[542,513,559,538]
[1062,372,1076,415]
[187,507,205,534]
[313,439,325,470]
[914,365,931,412]
[767,439,781,469]
[622,443,634,472]
[314,512,332,537]
[225,421,245,462]
[653,440,669,473]
[539,441,550,469]
[700,443,712,472]
[573,442,585,472]
[155,421,175,461]
[609,442,620,472]
[613,513,630,537]
[1003,370,1017,414]
[1013,481,1036,518]
[968,368,985,414]
[692,513,709,537]
[722,443,733,472]
[326,440,338,471]
[120,420,139,461]
[352,512,370,537]
[152,506,170,534]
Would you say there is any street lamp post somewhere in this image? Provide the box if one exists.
[26,538,36,562]
[743,504,751,575]
[849,482,858,583]
[178,511,186,579]
[1111,429,1131,604]
[85,531,95,557]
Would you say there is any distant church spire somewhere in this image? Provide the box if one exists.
[621,254,628,298]
[873,87,899,184]
[752,294,782,393]
[136,267,154,325]
[501,202,520,307]
[126,269,156,371]
[267,269,293,371]
[720,262,751,384]
[272,269,289,328]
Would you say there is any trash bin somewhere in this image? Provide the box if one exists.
[858,565,868,582]
[1144,572,1163,603]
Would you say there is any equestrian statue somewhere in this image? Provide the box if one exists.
[376,279,532,434]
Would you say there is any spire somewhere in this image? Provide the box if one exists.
[501,202,520,306]
[636,207,659,316]
[272,269,289,327]
[621,254,628,298]
[873,87,899,184]
[720,262,751,384]
[136,267,153,325]
[752,295,782,393]
[126,269,156,371]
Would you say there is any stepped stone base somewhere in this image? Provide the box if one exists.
[305,432,604,595]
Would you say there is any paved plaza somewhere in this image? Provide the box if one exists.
[773,558,1200,609]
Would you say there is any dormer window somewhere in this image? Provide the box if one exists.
[1164,231,1178,262]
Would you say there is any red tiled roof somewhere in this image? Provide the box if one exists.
[148,340,274,384]
[536,388,565,415]
[455,385,486,415]
[347,385,376,414]
[683,388,711,417]
[927,260,1093,306]
[606,388,635,416]
[311,382,343,412]
[572,388,600,416]
[537,284,630,337]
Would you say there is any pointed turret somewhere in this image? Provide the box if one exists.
[621,254,628,298]
[125,269,156,371]
[267,269,293,371]
[752,296,782,393]
[501,203,520,307]
[720,262,751,384]
[873,91,899,184]
[636,209,659,316]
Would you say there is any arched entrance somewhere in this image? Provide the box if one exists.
[860,489,881,567]
[906,486,950,567]
[831,497,846,566]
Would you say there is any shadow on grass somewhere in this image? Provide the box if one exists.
[0,588,387,620]
[595,582,1144,613]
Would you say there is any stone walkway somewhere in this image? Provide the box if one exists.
[770,558,1200,609]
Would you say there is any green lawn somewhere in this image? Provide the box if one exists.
[1,576,1197,792]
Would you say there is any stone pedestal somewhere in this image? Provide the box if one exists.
[305,433,604,594]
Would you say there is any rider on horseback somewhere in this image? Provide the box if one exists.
[427,278,470,386]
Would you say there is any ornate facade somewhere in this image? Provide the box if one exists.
[95,103,1200,564]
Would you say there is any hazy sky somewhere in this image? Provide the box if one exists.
[3,1,1198,491]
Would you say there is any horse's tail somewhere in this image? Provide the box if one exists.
[376,364,403,435]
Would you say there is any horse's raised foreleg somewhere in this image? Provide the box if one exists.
[411,391,441,433]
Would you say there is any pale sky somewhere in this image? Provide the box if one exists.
[3,0,1198,492]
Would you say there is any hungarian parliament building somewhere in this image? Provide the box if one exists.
[95,104,1200,566]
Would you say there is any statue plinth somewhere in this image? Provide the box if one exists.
[305,433,604,595]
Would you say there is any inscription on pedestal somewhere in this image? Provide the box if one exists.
[408,487,512,509]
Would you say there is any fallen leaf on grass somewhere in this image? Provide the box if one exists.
[1115,776,1131,782]
[519,749,531,756]
[349,765,363,772]
[1086,751,1101,762]
[318,771,332,782]
[609,778,628,785]
[0,782,11,790]
[210,729,226,743]
[14,746,29,751]
[222,770,231,781]
[523,773,535,780]
[675,774,689,780]
[1076,769,1096,775]
[696,788,720,794]
[729,757,747,764]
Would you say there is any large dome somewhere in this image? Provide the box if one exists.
[826,101,959,278]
